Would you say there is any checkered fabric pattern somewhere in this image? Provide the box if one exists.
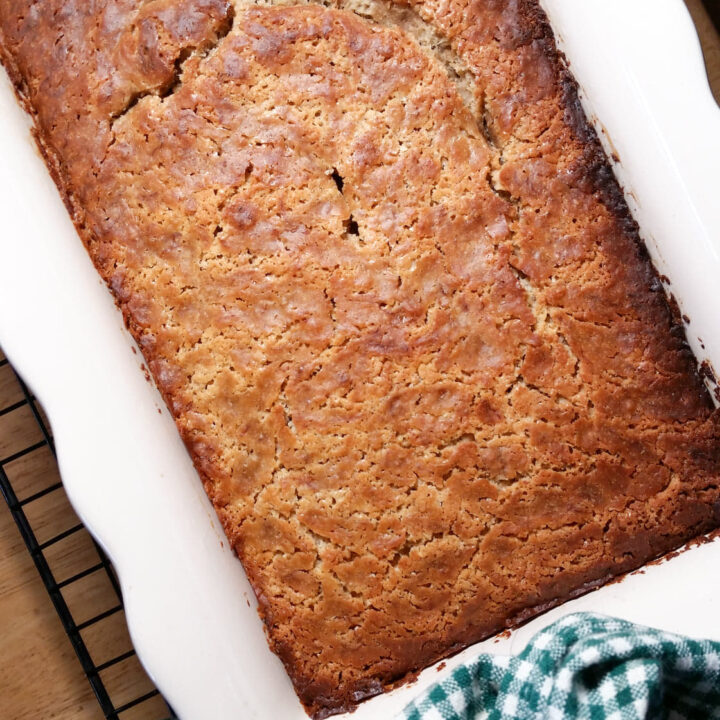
[399,613,720,720]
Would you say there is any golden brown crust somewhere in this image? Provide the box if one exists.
[2,1,720,717]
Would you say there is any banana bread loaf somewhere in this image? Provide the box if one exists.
[2,1,719,717]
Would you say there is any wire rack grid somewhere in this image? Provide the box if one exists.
[0,353,176,720]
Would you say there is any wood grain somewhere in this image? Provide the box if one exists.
[0,350,170,720]
[0,359,102,720]
[687,0,720,103]
[0,7,718,720]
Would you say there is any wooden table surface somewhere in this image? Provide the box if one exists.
[1,4,719,720]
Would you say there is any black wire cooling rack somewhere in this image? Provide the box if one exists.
[0,354,176,720]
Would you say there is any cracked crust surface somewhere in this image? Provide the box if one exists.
[2,1,720,717]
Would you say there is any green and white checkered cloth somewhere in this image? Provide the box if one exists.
[399,613,720,720]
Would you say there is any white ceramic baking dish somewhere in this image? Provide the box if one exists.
[0,1,719,718]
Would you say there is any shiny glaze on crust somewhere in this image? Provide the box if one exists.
[1,1,720,717]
